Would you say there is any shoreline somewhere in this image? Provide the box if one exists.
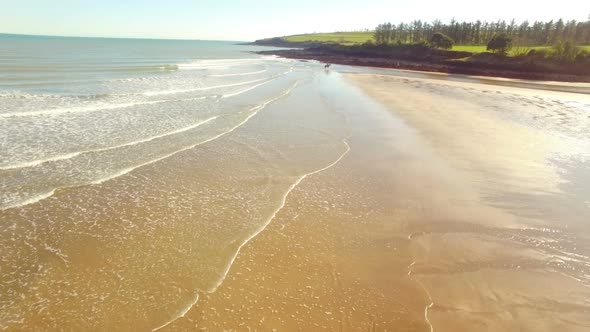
[256,48,590,83]
[5,49,590,329]
[159,71,590,331]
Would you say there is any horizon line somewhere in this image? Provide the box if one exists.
[0,32,249,43]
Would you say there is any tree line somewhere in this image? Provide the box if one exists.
[374,17,590,46]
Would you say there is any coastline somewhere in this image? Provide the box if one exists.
[4,38,590,329]
[159,72,590,331]
[255,48,590,83]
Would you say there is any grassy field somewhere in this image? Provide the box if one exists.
[284,32,373,44]
[453,45,546,54]
[451,45,487,53]
[282,32,590,55]
[452,45,548,55]
[453,45,590,55]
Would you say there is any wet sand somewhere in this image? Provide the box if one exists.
[3,66,590,331]
[161,72,590,331]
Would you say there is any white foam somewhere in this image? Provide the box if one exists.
[0,96,209,119]
[0,116,217,171]
[407,261,435,332]
[142,78,268,96]
[211,69,267,77]
[178,59,263,70]
[1,190,55,211]
[153,134,349,331]
[0,152,81,170]
[3,82,300,211]
[101,116,218,150]
[0,101,148,118]
[221,79,274,98]
[90,167,136,185]
[0,92,56,100]
[151,294,200,332]
[425,302,434,332]
[207,138,350,293]
[129,82,300,189]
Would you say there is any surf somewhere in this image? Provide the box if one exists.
[142,78,269,96]
[0,116,217,171]
[1,82,299,210]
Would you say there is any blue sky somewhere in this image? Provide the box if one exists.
[1,0,588,40]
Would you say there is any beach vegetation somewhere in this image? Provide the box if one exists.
[487,33,512,55]
[255,15,590,78]
[284,31,373,45]
[267,17,590,55]
[552,40,586,62]
[430,32,454,49]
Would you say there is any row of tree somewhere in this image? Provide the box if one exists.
[374,17,590,46]
[430,32,516,56]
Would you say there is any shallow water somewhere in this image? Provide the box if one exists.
[0,35,353,330]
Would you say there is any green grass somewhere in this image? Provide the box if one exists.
[453,45,590,56]
[284,32,373,45]
[453,45,554,54]
[451,45,488,53]
[281,32,590,55]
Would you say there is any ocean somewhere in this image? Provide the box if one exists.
[0,34,302,209]
[0,34,353,330]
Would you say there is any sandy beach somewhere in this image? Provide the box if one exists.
[156,72,590,331]
[3,50,590,330]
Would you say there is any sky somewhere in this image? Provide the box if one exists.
[1,0,588,41]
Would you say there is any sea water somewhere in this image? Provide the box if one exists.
[0,34,351,330]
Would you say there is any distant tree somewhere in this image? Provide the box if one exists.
[430,32,454,49]
[487,33,512,54]
[507,19,517,37]
[517,20,531,45]
[373,17,589,49]
[552,19,565,44]
[373,23,393,44]
[374,24,385,44]
[543,20,554,44]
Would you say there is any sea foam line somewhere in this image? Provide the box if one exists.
[150,294,200,332]
[94,82,298,186]
[208,139,351,293]
[151,83,305,331]
[153,139,351,332]
[3,82,300,212]
[408,261,435,332]
[178,59,263,70]
[221,79,275,98]
[211,69,267,77]
[0,117,217,171]
[0,101,161,118]
[0,96,207,119]
[1,190,57,211]
[142,78,268,96]
[1,75,280,118]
